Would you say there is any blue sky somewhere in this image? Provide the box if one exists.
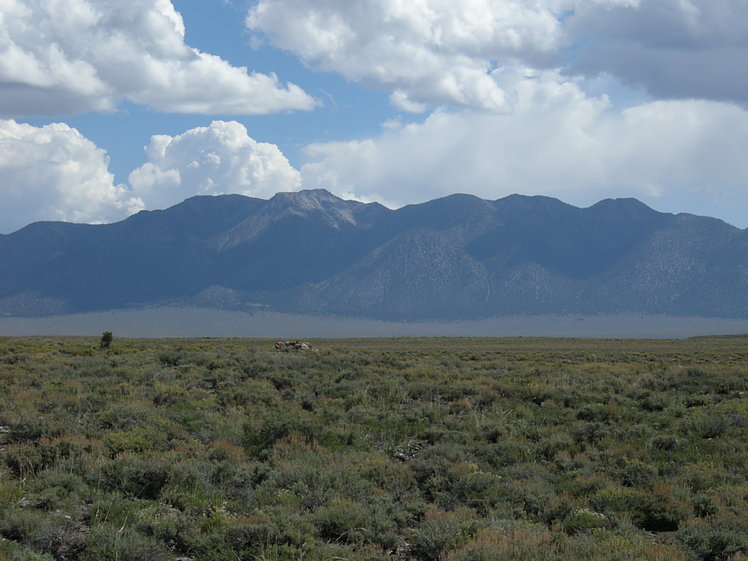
[2,0,748,234]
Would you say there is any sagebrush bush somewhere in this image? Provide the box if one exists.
[78,526,172,561]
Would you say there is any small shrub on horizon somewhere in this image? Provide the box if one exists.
[99,331,113,349]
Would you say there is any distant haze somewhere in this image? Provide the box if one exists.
[2,308,748,339]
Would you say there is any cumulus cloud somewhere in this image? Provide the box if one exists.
[247,0,748,110]
[0,0,316,117]
[128,120,302,210]
[301,76,748,226]
[247,0,564,112]
[0,120,143,234]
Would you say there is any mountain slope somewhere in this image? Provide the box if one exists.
[1,189,745,320]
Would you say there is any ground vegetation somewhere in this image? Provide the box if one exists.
[1,335,747,560]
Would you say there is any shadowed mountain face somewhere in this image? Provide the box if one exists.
[1,189,746,320]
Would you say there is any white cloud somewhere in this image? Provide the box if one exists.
[128,120,302,210]
[0,119,143,234]
[301,75,748,226]
[0,0,316,117]
[247,0,564,112]
[247,0,748,111]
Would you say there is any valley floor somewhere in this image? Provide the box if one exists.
[3,307,748,338]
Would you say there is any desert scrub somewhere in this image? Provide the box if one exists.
[0,335,746,560]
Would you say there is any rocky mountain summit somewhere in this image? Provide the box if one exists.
[1,189,746,320]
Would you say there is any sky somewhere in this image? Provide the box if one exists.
[2,0,748,234]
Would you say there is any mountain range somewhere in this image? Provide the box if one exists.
[1,189,746,320]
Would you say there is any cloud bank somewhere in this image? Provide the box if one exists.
[0,0,316,117]
[565,0,748,106]
[301,75,748,224]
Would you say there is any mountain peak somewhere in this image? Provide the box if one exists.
[268,189,363,227]
[589,197,658,212]
[270,188,342,208]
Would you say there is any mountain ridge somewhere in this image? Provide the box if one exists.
[1,189,746,320]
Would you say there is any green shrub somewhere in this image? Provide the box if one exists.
[4,444,56,478]
[0,539,56,561]
[567,528,691,560]
[409,511,465,561]
[681,463,730,493]
[691,494,719,518]
[103,427,168,456]
[0,508,44,543]
[157,349,186,367]
[446,522,562,561]
[447,461,504,513]
[678,522,748,561]
[242,414,309,458]
[99,332,113,349]
[261,447,372,511]
[364,458,419,502]
[313,498,370,543]
[614,458,658,488]
[133,503,193,551]
[682,413,733,439]
[576,404,616,422]
[0,508,86,560]
[25,471,87,511]
[562,508,611,535]
[648,434,679,451]
[571,422,611,446]
[410,444,469,486]
[101,454,170,499]
[94,402,157,431]
[78,526,171,561]
[591,486,689,532]
[225,510,314,553]
[535,434,575,461]
[473,440,529,468]
[26,520,87,560]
